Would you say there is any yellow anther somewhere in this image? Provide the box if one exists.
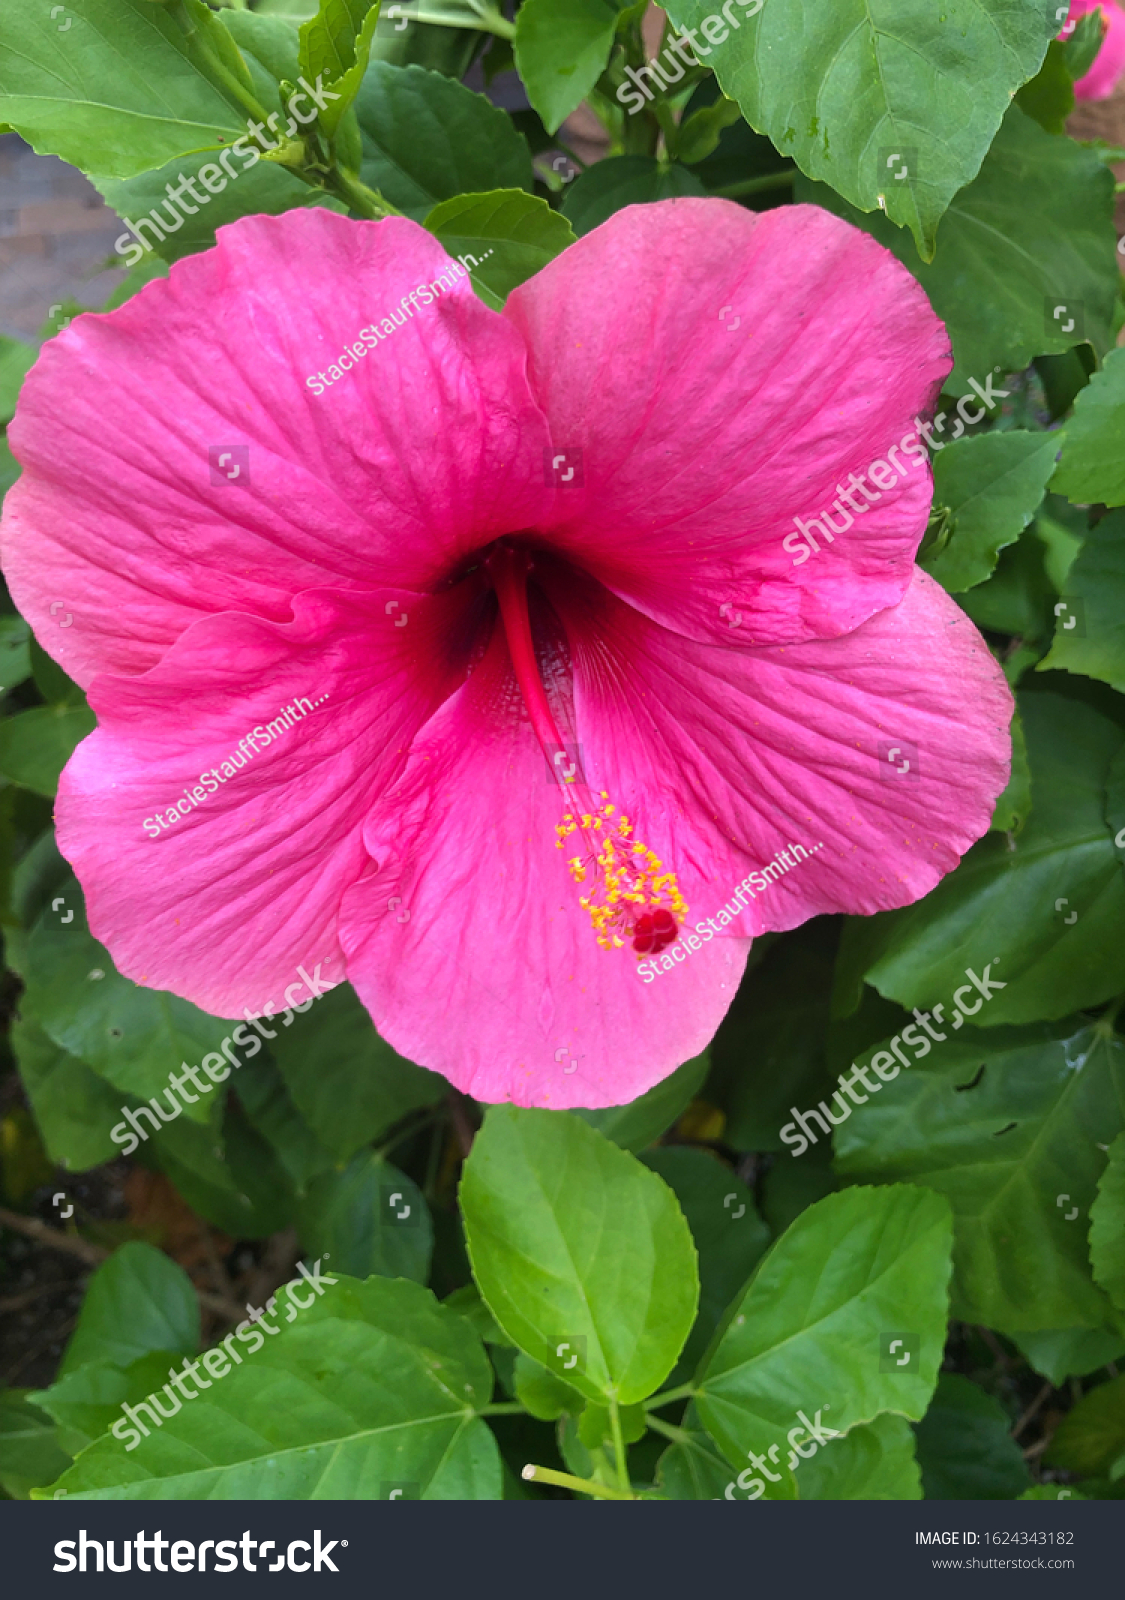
[557,791,688,956]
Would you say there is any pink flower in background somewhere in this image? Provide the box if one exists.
[0,201,1011,1109]
[1061,0,1125,99]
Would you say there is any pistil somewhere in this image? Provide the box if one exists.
[488,544,687,954]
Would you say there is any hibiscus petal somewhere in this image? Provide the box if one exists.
[546,562,1012,934]
[54,583,483,1014]
[505,198,951,649]
[3,210,551,686]
[339,619,748,1109]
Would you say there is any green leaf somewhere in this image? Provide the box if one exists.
[95,156,340,266]
[834,684,1125,1026]
[1013,1326,1125,1385]
[761,1141,839,1238]
[1015,41,1075,134]
[270,982,443,1163]
[561,155,706,237]
[442,1283,514,1349]
[795,1413,922,1500]
[461,1107,699,1405]
[297,1154,432,1283]
[0,702,95,797]
[923,432,1062,594]
[796,107,1117,394]
[577,1397,646,1450]
[12,1011,136,1172]
[641,1148,769,1382]
[1045,1372,1125,1479]
[59,1242,198,1380]
[225,8,304,83]
[1053,347,1125,507]
[45,1275,501,1499]
[0,1393,72,1499]
[424,190,576,309]
[30,1350,184,1453]
[1065,6,1110,79]
[1035,497,1086,593]
[656,1404,737,1500]
[834,1018,1125,1332]
[142,1110,289,1241]
[298,0,381,138]
[512,1352,584,1421]
[572,1051,709,1152]
[1091,1130,1125,1313]
[694,1186,952,1480]
[1037,507,1125,694]
[0,616,31,692]
[29,637,84,707]
[676,76,795,196]
[675,94,743,166]
[0,436,19,501]
[513,0,627,134]
[665,0,1055,259]
[0,335,35,425]
[90,7,353,261]
[707,920,837,1151]
[913,1373,1030,1498]
[368,4,484,78]
[957,520,1061,643]
[23,873,230,1118]
[234,1050,335,1192]
[354,62,533,218]
[221,1094,299,1234]
[991,709,1031,835]
[0,0,263,180]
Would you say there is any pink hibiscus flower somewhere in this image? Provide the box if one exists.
[1060,0,1125,99]
[0,200,1011,1109]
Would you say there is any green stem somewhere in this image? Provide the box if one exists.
[321,166,402,220]
[521,1463,635,1500]
[167,2,272,129]
[644,1383,696,1411]
[551,137,588,173]
[480,1402,528,1416]
[645,1415,692,1446]
[608,1399,631,1494]
[712,170,796,200]
[408,7,515,36]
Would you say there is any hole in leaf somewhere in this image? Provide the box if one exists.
[955,1064,986,1092]
[993,1121,1018,1137]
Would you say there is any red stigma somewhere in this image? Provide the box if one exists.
[632,908,678,955]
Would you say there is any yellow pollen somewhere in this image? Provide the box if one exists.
[554,794,689,952]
